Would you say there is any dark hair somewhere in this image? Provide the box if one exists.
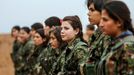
[86,24,95,30]
[63,15,85,42]
[31,22,44,30]
[12,25,20,31]
[11,25,20,36]
[87,0,105,12]
[103,1,134,35]
[49,26,67,49]
[21,26,30,34]
[35,29,48,46]
[45,16,61,28]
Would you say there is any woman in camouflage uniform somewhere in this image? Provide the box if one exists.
[11,25,21,59]
[84,0,111,75]
[15,27,34,75]
[97,1,134,75]
[44,26,67,75]
[26,29,48,75]
[11,25,21,75]
[56,15,88,75]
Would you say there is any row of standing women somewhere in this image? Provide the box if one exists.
[11,0,134,75]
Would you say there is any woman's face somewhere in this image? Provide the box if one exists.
[30,29,36,37]
[87,3,101,25]
[12,28,19,38]
[49,33,59,49]
[33,33,44,46]
[86,29,94,37]
[19,29,30,43]
[61,21,78,43]
[44,25,51,36]
[100,9,122,37]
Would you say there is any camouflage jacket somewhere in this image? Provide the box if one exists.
[26,44,47,75]
[11,40,21,65]
[57,38,88,75]
[39,45,56,75]
[50,46,67,75]
[29,44,63,75]
[15,39,34,73]
[87,28,111,63]
[96,30,134,75]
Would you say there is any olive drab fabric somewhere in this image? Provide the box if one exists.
[11,40,21,67]
[11,40,21,61]
[51,48,66,75]
[43,45,64,75]
[55,38,88,75]
[96,30,134,75]
[15,39,34,75]
[11,40,22,75]
[88,28,111,63]
[84,28,111,75]
[25,44,47,75]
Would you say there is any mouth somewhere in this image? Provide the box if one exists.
[101,28,105,32]
[88,18,94,22]
[61,35,65,38]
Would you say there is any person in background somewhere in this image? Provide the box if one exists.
[10,25,21,75]
[30,22,44,38]
[48,26,67,75]
[26,29,48,75]
[97,1,134,75]
[44,16,61,37]
[15,26,34,75]
[11,25,21,52]
[57,15,88,75]
[83,24,95,42]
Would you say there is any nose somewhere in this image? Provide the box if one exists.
[49,39,52,44]
[99,20,103,28]
[61,28,64,34]
[87,10,92,16]
[33,37,37,42]
[87,12,90,17]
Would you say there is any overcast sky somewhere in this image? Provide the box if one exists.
[0,0,134,33]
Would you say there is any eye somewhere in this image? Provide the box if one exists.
[64,26,69,30]
[102,17,108,22]
[89,8,95,12]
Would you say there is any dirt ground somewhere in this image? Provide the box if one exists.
[0,34,14,75]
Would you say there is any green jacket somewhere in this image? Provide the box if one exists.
[50,45,67,75]
[84,28,111,75]
[96,31,134,75]
[26,44,47,75]
[57,38,88,75]
[11,40,21,66]
[15,39,34,75]
[88,28,111,63]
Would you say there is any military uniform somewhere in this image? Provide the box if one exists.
[96,30,134,75]
[15,39,34,75]
[39,44,53,75]
[11,40,21,61]
[11,40,21,66]
[83,28,111,75]
[26,44,47,75]
[50,44,67,75]
[56,38,88,75]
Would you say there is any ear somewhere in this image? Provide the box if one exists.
[116,20,123,28]
[75,28,80,35]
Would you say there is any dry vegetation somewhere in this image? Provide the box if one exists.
[0,34,14,75]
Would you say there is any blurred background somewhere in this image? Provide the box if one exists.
[0,0,134,33]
